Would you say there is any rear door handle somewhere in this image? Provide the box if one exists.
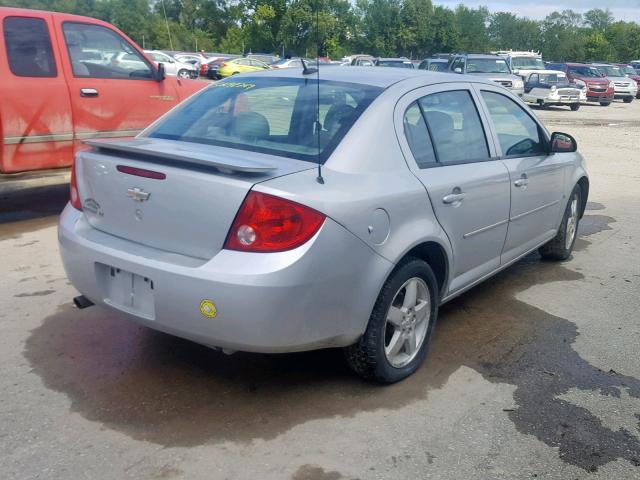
[442,192,466,204]
[80,88,99,98]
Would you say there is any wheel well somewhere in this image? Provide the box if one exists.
[577,176,589,218]
[404,242,448,296]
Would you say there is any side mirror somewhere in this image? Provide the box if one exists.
[454,67,462,74]
[550,132,577,153]
[156,62,166,82]
[601,72,606,77]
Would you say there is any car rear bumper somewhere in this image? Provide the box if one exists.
[58,205,391,353]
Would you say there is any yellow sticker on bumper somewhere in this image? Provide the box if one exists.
[199,299,217,318]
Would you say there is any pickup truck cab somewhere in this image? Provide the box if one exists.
[0,7,205,174]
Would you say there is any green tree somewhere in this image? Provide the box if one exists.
[454,5,490,53]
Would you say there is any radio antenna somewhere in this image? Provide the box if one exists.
[314,0,323,184]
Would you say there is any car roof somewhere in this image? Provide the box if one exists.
[458,54,504,59]
[239,66,480,89]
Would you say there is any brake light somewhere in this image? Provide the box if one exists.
[117,165,166,180]
[70,160,82,211]
[224,191,325,252]
[221,63,228,68]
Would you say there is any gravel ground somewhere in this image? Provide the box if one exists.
[0,99,639,480]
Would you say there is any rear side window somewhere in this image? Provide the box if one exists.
[481,91,544,157]
[3,17,57,77]
[403,103,436,168]
[147,77,382,163]
[62,22,153,79]
[419,90,489,164]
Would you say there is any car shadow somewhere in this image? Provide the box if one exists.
[24,213,639,471]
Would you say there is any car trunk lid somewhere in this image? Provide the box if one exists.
[76,138,314,259]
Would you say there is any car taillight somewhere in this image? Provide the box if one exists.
[70,160,82,211]
[221,63,228,68]
[224,191,325,252]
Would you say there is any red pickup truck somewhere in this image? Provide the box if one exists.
[0,7,206,175]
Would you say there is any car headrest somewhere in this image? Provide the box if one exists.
[324,104,355,134]
[425,110,454,135]
[233,112,270,140]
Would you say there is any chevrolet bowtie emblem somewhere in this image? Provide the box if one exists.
[127,187,151,202]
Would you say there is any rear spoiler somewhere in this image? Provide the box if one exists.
[84,138,278,174]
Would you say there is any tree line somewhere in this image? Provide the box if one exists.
[3,0,640,62]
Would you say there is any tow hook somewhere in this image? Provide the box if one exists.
[73,295,94,309]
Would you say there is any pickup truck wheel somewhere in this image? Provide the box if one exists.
[600,101,611,106]
[345,257,439,384]
[623,96,634,103]
[539,186,581,261]
[177,69,190,79]
[570,104,580,111]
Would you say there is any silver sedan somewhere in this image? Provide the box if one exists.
[59,68,589,383]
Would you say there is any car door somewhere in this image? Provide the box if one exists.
[0,12,74,173]
[475,85,566,264]
[53,17,180,150]
[395,83,511,294]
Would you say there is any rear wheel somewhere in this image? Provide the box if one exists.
[600,101,611,107]
[623,96,634,103]
[570,104,580,111]
[177,69,190,79]
[539,186,581,261]
[345,258,439,383]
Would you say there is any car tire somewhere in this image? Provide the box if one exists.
[636,92,640,99]
[539,185,581,261]
[570,104,580,111]
[600,101,611,106]
[623,96,634,103]
[344,257,439,384]
[177,69,190,79]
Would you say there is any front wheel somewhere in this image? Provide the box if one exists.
[345,258,439,383]
[570,103,580,111]
[177,69,190,79]
[623,96,634,104]
[600,101,611,107]
[539,186,581,261]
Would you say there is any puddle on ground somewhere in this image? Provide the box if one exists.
[24,214,639,472]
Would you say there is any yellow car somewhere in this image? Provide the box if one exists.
[218,58,271,78]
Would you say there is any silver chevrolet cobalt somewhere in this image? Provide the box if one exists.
[59,68,588,383]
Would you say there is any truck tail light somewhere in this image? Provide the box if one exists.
[224,191,325,252]
[70,160,82,211]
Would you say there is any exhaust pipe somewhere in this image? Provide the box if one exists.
[73,295,94,309]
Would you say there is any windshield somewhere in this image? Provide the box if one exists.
[512,57,545,70]
[467,58,510,74]
[619,65,637,75]
[147,77,382,163]
[533,73,570,87]
[596,65,623,77]
[376,60,413,68]
[427,61,447,71]
[568,66,602,78]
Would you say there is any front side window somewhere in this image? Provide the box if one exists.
[419,90,489,164]
[62,22,153,79]
[147,77,381,163]
[3,17,57,77]
[403,103,437,168]
[481,91,545,157]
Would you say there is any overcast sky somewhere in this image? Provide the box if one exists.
[434,1,640,22]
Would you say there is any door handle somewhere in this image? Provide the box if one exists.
[80,88,99,98]
[442,192,466,204]
[514,174,529,187]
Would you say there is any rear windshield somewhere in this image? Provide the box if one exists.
[147,77,382,163]
[377,60,413,68]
